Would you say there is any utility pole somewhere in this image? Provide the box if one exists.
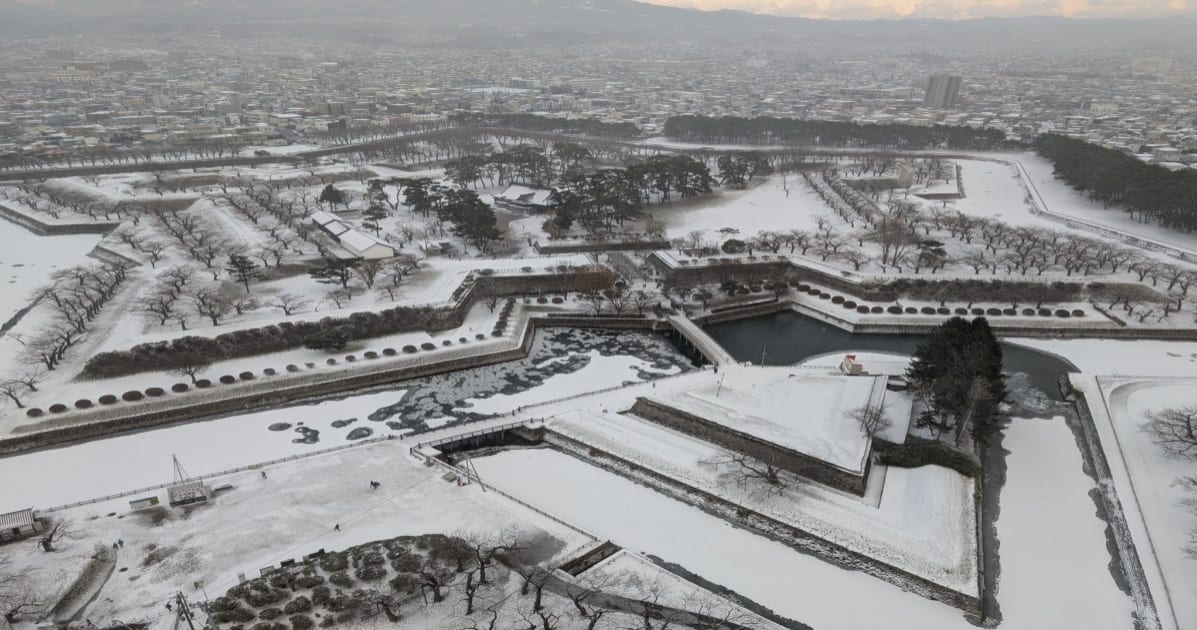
[175,592,197,630]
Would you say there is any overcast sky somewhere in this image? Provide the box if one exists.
[642,0,1193,19]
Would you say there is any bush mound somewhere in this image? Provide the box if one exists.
[843,300,857,308]
[1022,308,1036,316]
[402,345,417,354]
[856,305,870,313]
[871,306,884,314]
[74,399,94,409]
[878,441,981,478]
[286,364,300,372]
[1072,309,1086,317]
[145,387,166,397]
[99,394,119,405]
[887,306,903,314]
[263,368,277,376]
[420,342,435,351]
[955,307,968,315]
[364,351,378,359]
[904,307,917,314]
[219,375,236,384]
[239,371,255,380]
[986,308,1001,316]
[326,358,337,366]
[171,383,189,393]
[1055,309,1071,317]
[1002,308,1016,316]
[122,390,144,402]
[49,403,68,414]
[26,408,43,417]
[831,295,845,304]
[920,306,936,315]
[475,334,486,340]
[381,349,397,357]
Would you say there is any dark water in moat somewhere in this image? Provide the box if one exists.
[705,310,1077,401]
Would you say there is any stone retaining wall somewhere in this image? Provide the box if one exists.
[542,430,983,619]
[0,202,121,235]
[629,398,869,495]
[535,239,670,255]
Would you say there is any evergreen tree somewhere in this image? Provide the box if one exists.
[225,254,262,293]
[309,257,360,289]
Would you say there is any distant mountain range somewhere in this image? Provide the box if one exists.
[1,0,1194,50]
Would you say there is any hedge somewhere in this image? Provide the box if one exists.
[878,441,981,478]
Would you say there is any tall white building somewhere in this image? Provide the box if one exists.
[923,75,963,109]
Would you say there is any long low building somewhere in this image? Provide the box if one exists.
[310,210,397,259]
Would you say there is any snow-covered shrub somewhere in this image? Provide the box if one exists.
[328,572,353,588]
[831,296,845,304]
[1021,308,1035,316]
[121,390,144,402]
[458,337,468,344]
[355,565,386,582]
[871,306,884,314]
[74,399,93,409]
[257,608,283,620]
[239,371,255,380]
[479,268,495,276]
[887,306,902,314]
[318,553,348,573]
[551,297,563,304]
[145,387,165,397]
[475,334,486,340]
[842,300,856,309]
[381,348,397,356]
[936,307,950,315]
[294,574,323,589]
[196,379,212,388]
[283,597,312,614]
[402,345,417,354]
[971,308,985,316]
[420,343,435,351]
[344,355,356,362]
[920,307,936,315]
[325,359,337,366]
[442,340,451,347]
[1003,308,1017,316]
[171,383,189,393]
[289,615,313,630]
[311,585,331,607]
[46,404,67,414]
[286,364,300,372]
[263,368,277,376]
[955,307,968,315]
[364,351,378,359]
[1055,309,1071,317]
[1072,309,1086,317]
[219,375,236,384]
[984,308,1000,316]
[25,408,43,417]
[1038,308,1052,316]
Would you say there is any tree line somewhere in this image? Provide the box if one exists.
[1036,134,1197,234]
[448,113,642,139]
[664,115,1011,150]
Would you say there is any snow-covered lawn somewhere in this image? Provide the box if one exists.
[648,176,828,243]
[1016,152,1197,254]
[0,220,102,319]
[644,366,879,473]
[547,408,977,594]
[0,328,692,507]
[1,441,592,626]
[1007,338,1197,377]
[472,408,1134,630]
[1081,377,1197,630]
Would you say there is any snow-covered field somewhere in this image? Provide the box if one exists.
[547,408,977,594]
[472,418,1131,630]
[0,328,691,508]
[1016,152,1197,253]
[0,220,102,320]
[645,366,876,473]
[649,176,828,243]
[1,441,593,626]
[1083,377,1197,630]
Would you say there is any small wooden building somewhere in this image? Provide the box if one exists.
[0,508,41,542]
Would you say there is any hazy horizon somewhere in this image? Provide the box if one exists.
[644,0,1193,19]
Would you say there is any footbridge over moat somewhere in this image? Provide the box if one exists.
[667,314,737,366]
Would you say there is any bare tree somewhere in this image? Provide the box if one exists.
[847,403,891,439]
[1142,405,1197,458]
[188,287,235,326]
[269,293,311,316]
[172,355,212,386]
[0,558,48,624]
[38,518,76,552]
[701,452,789,495]
[0,378,30,409]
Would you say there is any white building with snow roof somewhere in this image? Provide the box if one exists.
[310,210,397,259]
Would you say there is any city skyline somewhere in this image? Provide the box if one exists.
[643,0,1194,19]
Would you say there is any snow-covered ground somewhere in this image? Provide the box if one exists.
[645,366,877,473]
[1007,338,1197,377]
[0,328,691,507]
[649,176,827,244]
[0,220,102,320]
[1079,376,1197,630]
[1015,152,1197,254]
[1,441,593,627]
[472,419,1131,630]
[547,407,977,594]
